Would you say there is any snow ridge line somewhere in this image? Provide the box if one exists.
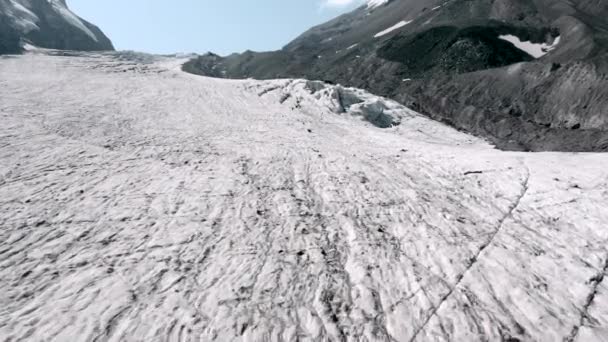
[565,255,608,342]
[408,167,530,341]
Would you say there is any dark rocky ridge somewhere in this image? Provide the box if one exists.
[184,0,608,151]
[0,0,113,54]
[0,14,21,54]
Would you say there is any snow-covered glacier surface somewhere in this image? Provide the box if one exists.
[0,51,607,342]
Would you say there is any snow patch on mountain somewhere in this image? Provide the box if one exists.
[367,0,389,8]
[46,0,98,41]
[374,20,411,38]
[499,34,561,58]
[2,0,39,33]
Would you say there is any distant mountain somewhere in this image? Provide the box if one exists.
[184,0,608,151]
[0,0,113,54]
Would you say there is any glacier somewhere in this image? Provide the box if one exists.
[0,50,607,341]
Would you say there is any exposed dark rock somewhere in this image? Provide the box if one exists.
[0,14,21,54]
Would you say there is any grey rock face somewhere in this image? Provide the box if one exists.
[183,0,608,151]
[0,0,113,53]
[0,14,21,54]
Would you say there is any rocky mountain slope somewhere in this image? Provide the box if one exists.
[0,0,113,54]
[1,49,607,342]
[184,0,608,151]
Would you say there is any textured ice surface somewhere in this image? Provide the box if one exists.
[0,51,607,342]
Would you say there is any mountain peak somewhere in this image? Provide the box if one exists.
[0,0,114,53]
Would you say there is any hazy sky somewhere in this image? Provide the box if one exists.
[68,0,364,55]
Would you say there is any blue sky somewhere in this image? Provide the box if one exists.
[68,0,364,55]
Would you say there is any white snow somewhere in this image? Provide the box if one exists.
[367,0,389,9]
[499,34,561,58]
[347,43,359,50]
[21,42,40,51]
[374,20,412,38]
[0,51,607,342]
